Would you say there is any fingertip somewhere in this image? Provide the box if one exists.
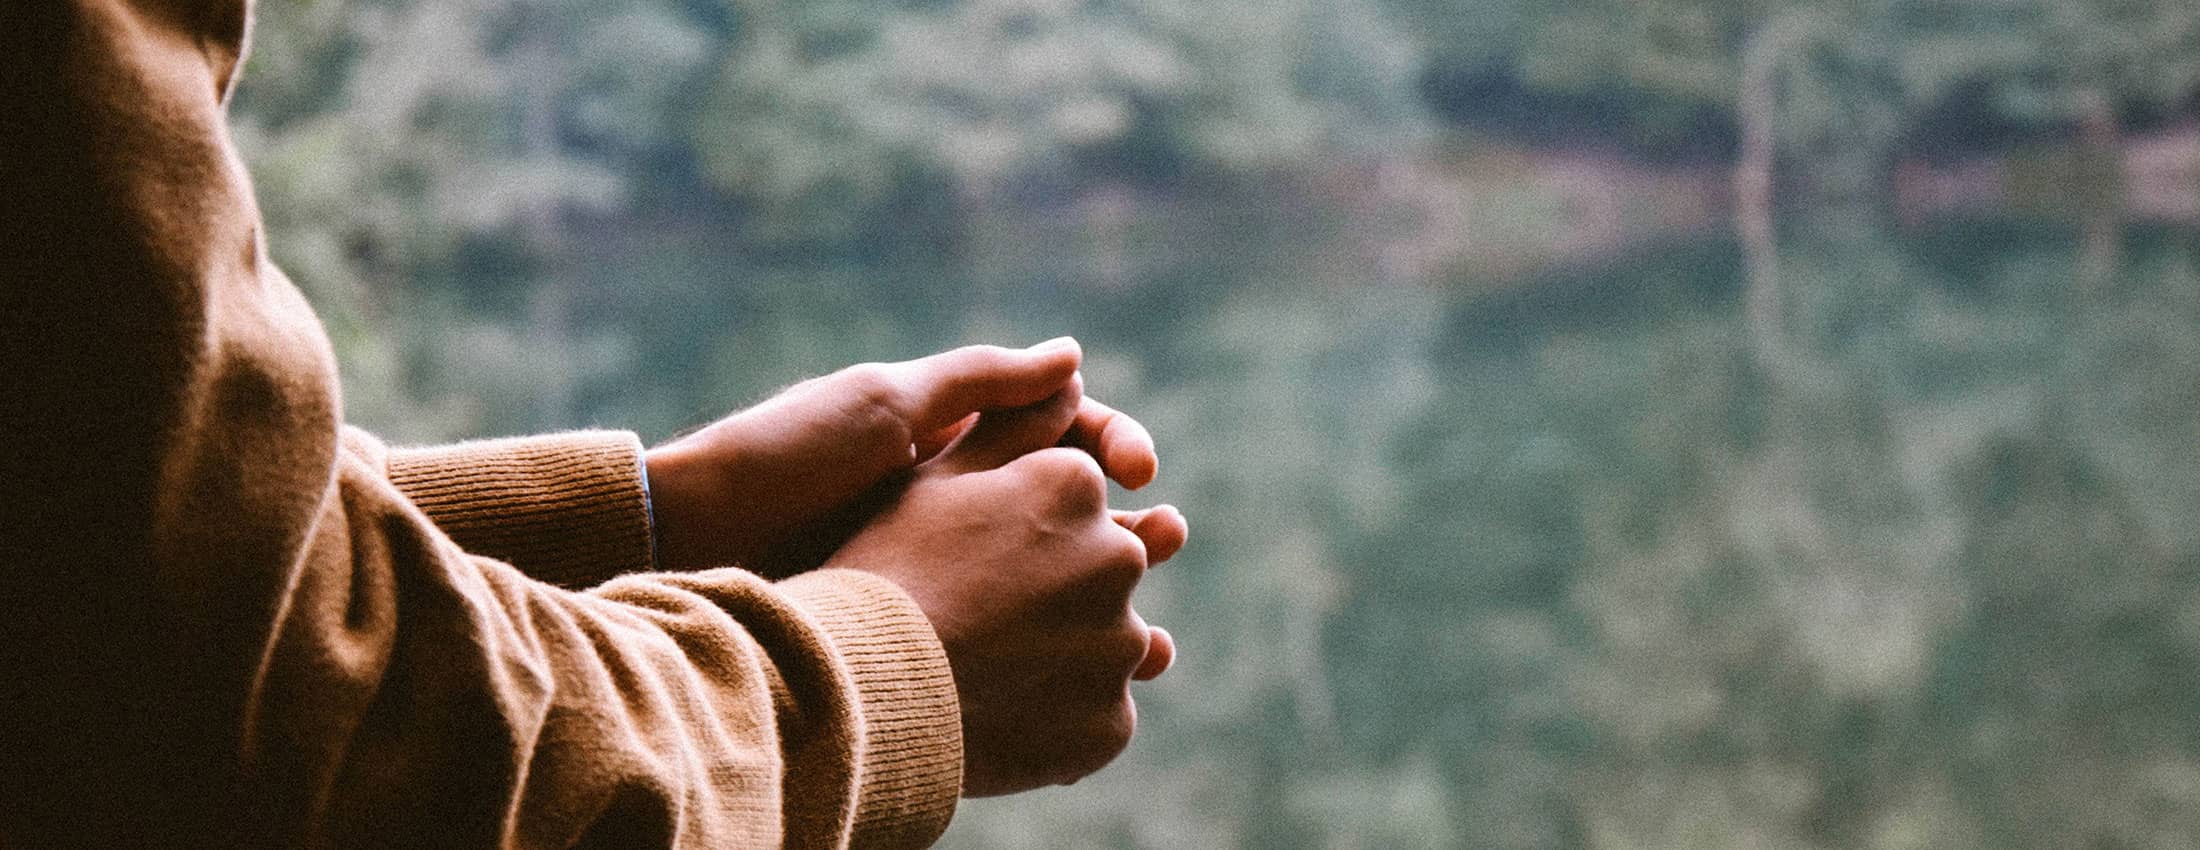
[1042,372,1087,425]
[1016,338,1082,391]
[1034,341,1082,383]
[1157,503,1186,537]
[1110,449,1157,490]
[1097,411,1157,489]
[1031,335,1081,358]
[1134,504,1187,564]
[1133,626,1175,680]
[904,342,1081,433]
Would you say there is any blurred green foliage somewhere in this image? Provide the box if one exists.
[694,0,1427,240]
[231,0,2200,846]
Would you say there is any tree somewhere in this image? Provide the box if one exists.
[691,0,1429,244]
[234,0,717,438]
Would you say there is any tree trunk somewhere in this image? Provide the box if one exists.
[1735,12,1833,390]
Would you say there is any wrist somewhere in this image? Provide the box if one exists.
[638,446,660,569]
[641,442,728,571]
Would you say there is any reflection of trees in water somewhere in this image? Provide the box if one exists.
[1494,218,2200,848]
[1958,237,2200,848]
[939,188,1463,848]
[1042,212,2200,850]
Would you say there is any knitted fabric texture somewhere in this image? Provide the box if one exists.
[385,432,657,588]
[0,1,962,846]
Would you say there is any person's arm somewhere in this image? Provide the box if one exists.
[0,2,960,845]
[378,431,658,588]
[377,343,1164,589]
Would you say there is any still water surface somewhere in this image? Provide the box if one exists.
[937,210,2197,848]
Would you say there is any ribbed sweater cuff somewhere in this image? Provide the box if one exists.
[384,431,654,589]
[778,569,963,846]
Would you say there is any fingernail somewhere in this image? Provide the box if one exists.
[1032,336,1077,353]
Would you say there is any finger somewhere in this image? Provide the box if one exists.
[913,412,977,462]
[1111,505,1187,564]
[931,375,1085,475]
[1133,624,1175,681]
[1062,397,1158,489]
[892,338,1082,435]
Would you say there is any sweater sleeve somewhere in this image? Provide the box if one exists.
[378,432,659,588]
[0,1,961,847]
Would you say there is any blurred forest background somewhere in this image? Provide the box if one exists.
[233,0,2200,846]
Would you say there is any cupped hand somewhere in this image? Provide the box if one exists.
[825,381,1186,797]
[644,338,1160,574]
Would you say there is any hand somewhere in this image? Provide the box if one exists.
[644,339,1161,574]
[826,380,1187,797]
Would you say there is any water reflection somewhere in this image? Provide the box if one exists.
[906,203,2200,848]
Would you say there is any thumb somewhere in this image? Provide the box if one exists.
[930,373,1084,475]
[892,338,1082,435]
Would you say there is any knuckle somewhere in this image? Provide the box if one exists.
[1088,534,1147,596]
[1105,622,1150,673]
[1051,700,1136,787]
[832,363,911,441]
[1110,527,1148,570]
[834,362,899,406]
[1023,448,1106,508]
[1085,699,1138,770]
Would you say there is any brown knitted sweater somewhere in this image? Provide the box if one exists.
[0,1,962,847]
